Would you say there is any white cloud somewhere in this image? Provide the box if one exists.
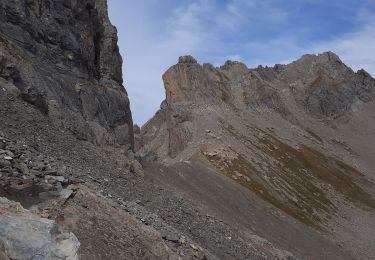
[223,0,290,24]
[167,0,213,31]
[238,15,375,77]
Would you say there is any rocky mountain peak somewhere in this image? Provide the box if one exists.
[178,55,198,64]
[357,68,372,77]
[163,55,248,107]
[282,51,351,81]
[277,52,375,118]
[139,51,375,160]
[163,55,209,105]
[301,51,341,62]
[160,52,375,119]
[317,51,342,62]
[221,60,248,71]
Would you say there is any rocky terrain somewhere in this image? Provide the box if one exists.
[138,54,375,259]
[0,0,133,147]
[0,90,296,259]
[1,0,375,260]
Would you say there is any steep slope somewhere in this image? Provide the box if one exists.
[0,1,175,259]
[138,53,375,259]
[0,0,133,147]
[0,92,190,259]
[0,1,305,259]
[1,88,302,260]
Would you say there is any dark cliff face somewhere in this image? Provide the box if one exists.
[0,0,133,148]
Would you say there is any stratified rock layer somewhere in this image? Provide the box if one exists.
[0,0,133,148]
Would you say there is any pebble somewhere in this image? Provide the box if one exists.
[162,233,180,243]
[46,175,65,183]
[190,244,198,250]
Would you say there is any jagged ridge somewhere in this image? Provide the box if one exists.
[137,52,375,258]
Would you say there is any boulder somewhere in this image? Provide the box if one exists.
[0,197,80,260]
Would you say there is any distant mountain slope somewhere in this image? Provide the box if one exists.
[138,53,375,259]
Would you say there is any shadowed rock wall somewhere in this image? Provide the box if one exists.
[0,0,133,148]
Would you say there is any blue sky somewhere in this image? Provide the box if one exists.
[108,0,375,125]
